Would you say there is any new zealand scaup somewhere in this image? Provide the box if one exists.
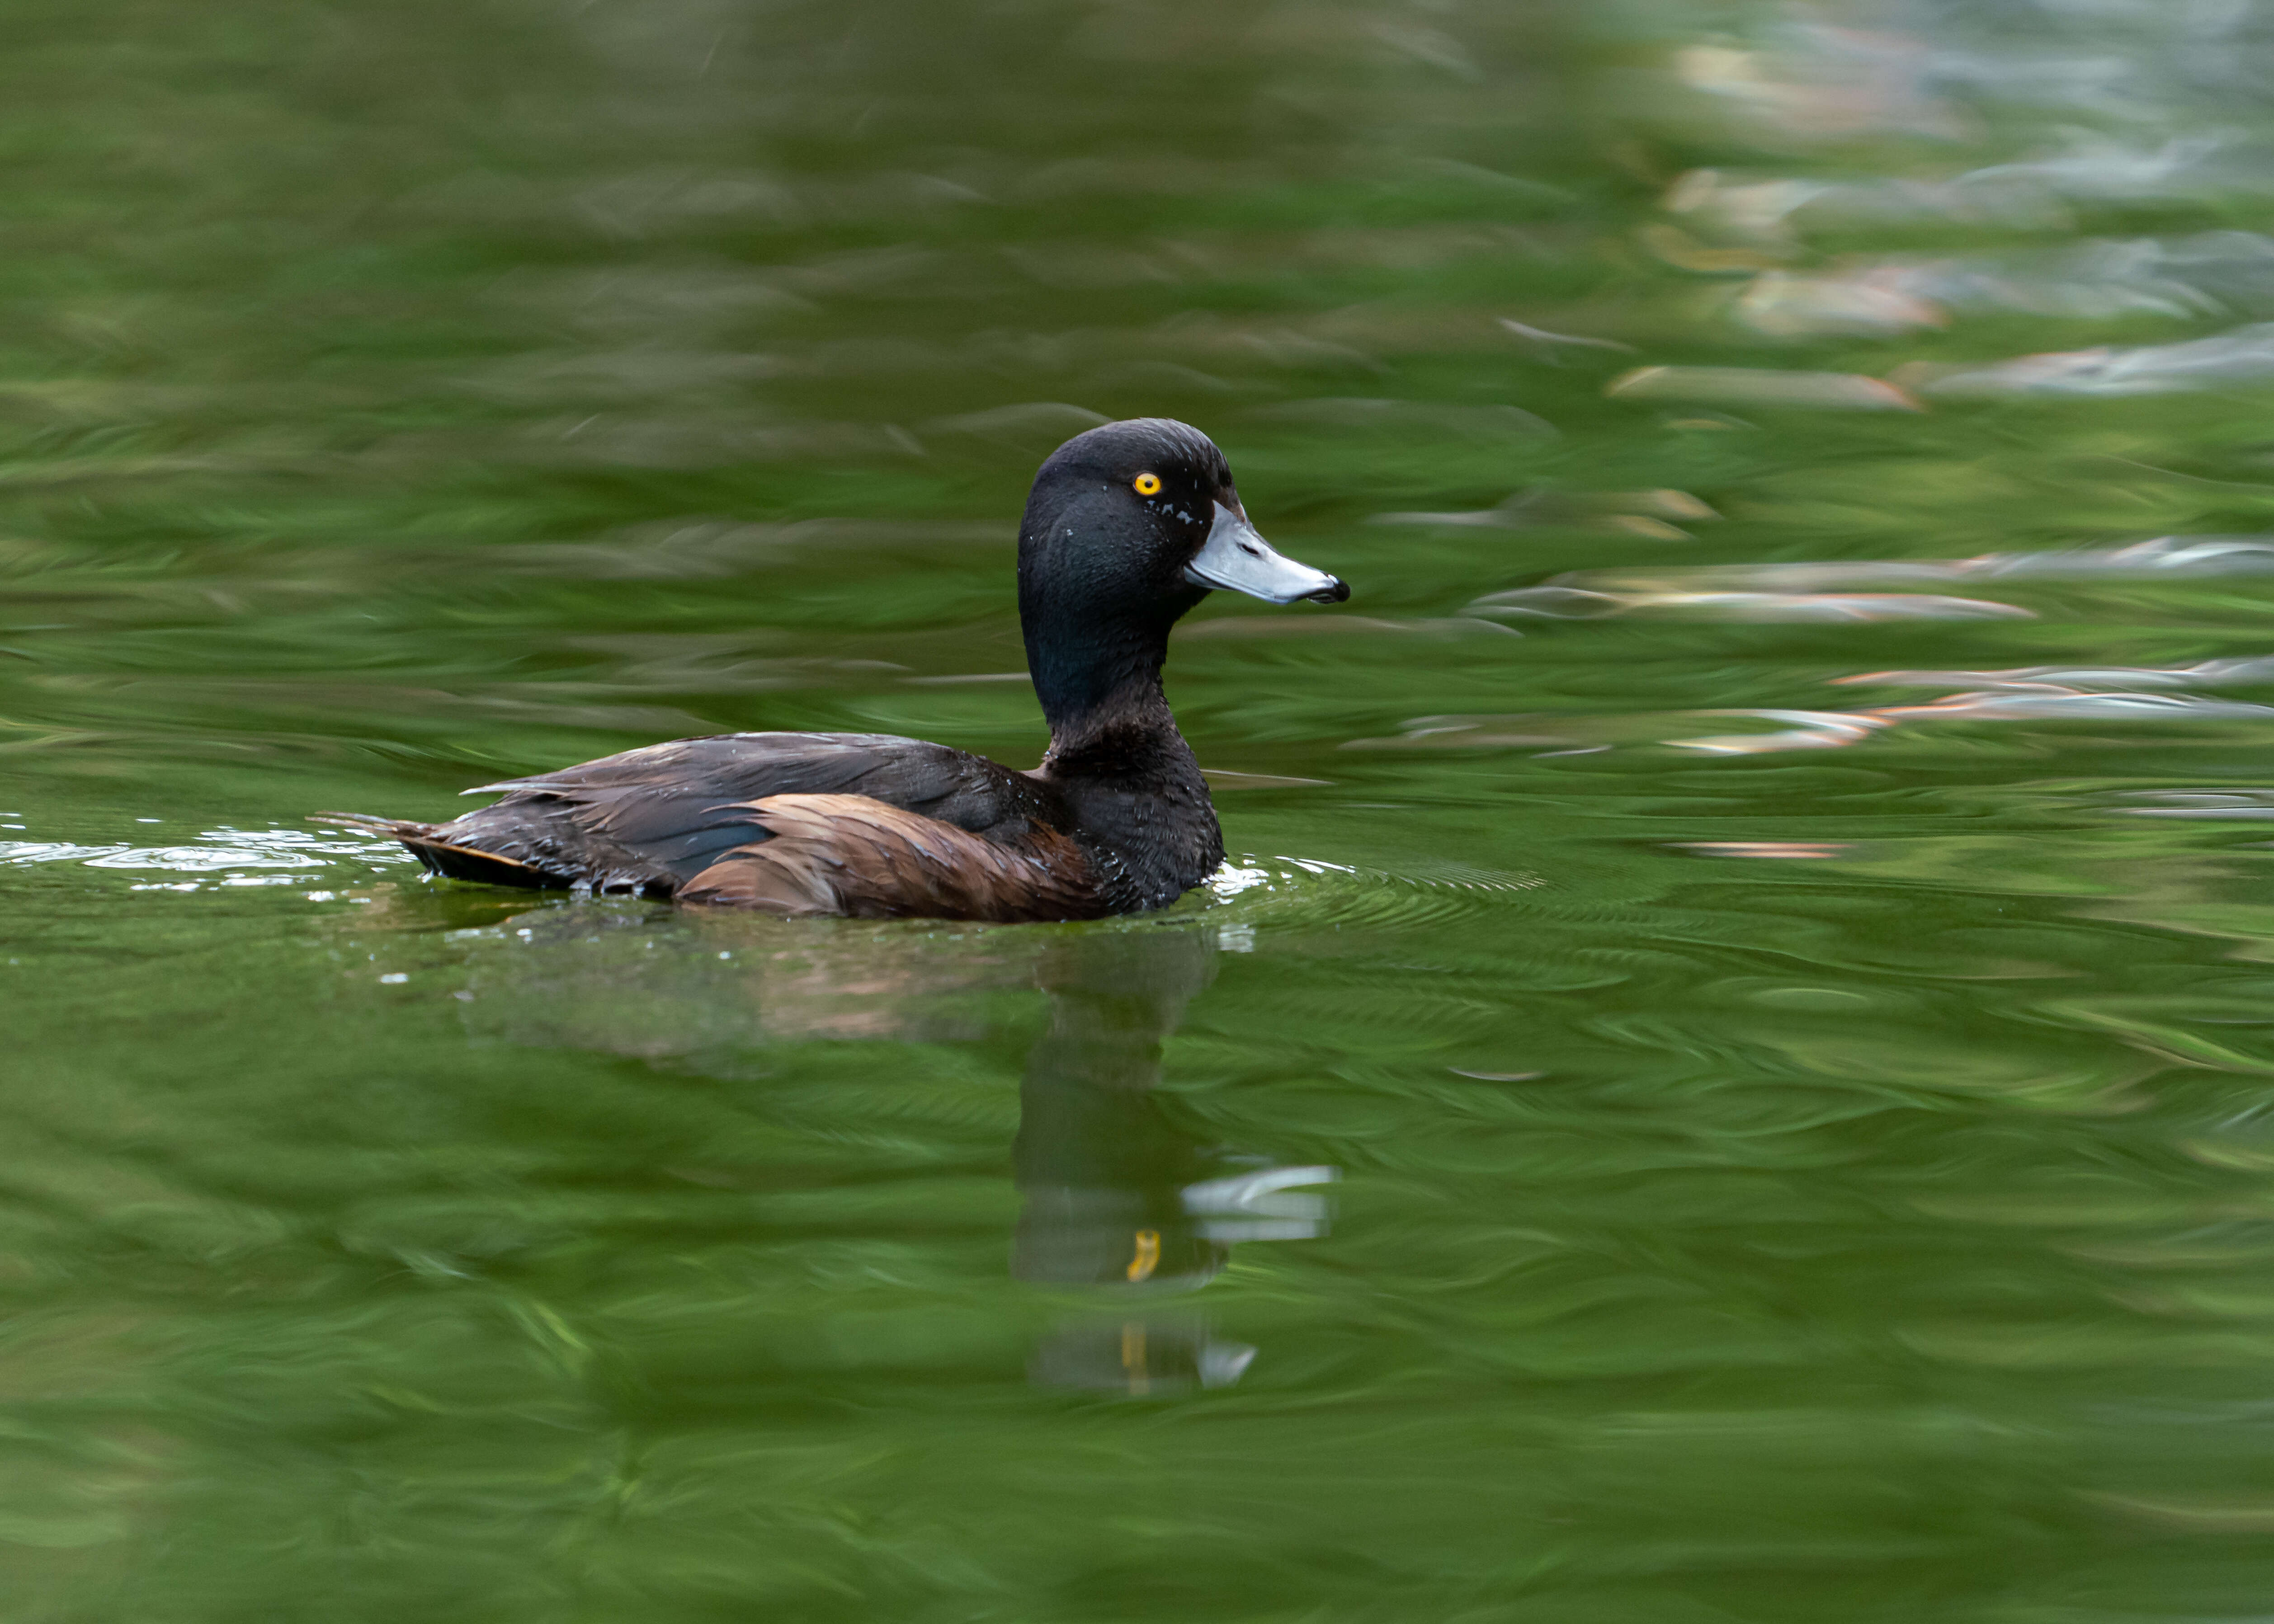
[321,418,1349,921]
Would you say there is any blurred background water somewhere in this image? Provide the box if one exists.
[10,0,2274,1617]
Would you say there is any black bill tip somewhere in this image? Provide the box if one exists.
[1307,576,1351,604]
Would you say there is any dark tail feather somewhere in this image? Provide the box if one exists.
[311,812,553,890]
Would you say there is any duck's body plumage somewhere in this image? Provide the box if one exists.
[322,419,1345,922]
[341,726,1215,919]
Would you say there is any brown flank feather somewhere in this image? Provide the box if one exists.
[678,794,1107,923]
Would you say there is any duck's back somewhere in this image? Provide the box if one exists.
[335,731,1105,920]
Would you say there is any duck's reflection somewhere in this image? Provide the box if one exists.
[1013,928,1334,1395]
[1014,929,1224,1292]
[438,899,1333,1395]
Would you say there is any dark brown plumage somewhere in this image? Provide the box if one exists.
[317,419,1347,922]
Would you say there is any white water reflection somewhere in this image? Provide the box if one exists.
[1671,690,2274,756]
[1432,537,2274,753]
[1734,232,2274,339]
[1838,656,2274,690]
[2,827,405,872]
[1352,679,2274,758]
[1468,587,2029,623]
[1604,366,1923,412]
[1354,629,2274,759]
[2121,790,2274,820]
[1467,536,2274,612]
[1914,320,2274,398]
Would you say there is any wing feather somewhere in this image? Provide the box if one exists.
[317,733,1070,906]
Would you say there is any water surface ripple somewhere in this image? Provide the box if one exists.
[9,0,2274,1618]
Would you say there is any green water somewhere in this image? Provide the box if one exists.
[13,0,2274,1617]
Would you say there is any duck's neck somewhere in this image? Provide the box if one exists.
[1027,649,1223,909]
[1038,684,1204,790]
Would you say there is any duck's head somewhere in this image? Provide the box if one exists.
[1017,418,1348,731]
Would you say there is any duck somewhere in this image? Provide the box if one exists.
[321,418,1349,922]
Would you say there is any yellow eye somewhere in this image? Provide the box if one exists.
[1132,472,1162,497]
